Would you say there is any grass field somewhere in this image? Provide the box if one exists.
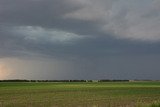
[0,82,160,107]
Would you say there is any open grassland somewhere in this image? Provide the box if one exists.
[0,82,160,107]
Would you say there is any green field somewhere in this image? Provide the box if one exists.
[0,82,160,107]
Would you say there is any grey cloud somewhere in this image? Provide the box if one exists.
[0,0,79,27]
[1,0,160,41]
[0,0,160,80]
[64,0,160,41]
[1,19,160,58]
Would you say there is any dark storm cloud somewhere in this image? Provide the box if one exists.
[0,0,160,40]
[0,0,160,80]
[0,0,160,58]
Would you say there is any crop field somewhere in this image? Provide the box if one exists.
[0,82,160,107]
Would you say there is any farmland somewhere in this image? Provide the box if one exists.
[0,81,160,107]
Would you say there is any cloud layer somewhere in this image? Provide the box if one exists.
[0,0,160,57]
[1,0,160,41]
[0,0,160,80]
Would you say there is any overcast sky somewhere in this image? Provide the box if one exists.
[0,0,160,80]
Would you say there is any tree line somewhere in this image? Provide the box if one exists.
[0,79,130,82]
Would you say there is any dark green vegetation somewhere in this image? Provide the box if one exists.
[0,82,159,107]
[0,79,129,82]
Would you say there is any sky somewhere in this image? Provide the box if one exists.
[0,0,160,80]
